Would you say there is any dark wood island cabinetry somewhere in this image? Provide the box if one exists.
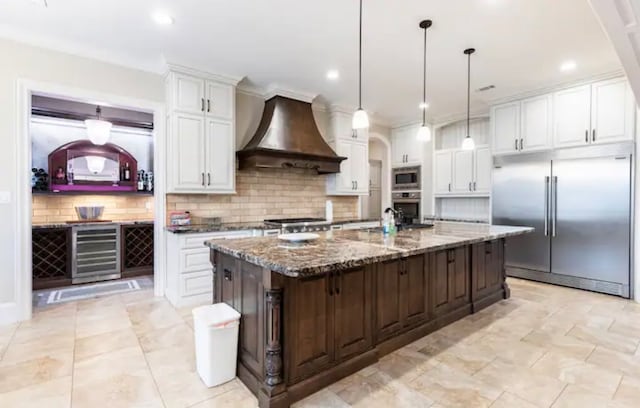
[207,223,532,408]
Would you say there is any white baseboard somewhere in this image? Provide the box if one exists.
[0,302,20,326]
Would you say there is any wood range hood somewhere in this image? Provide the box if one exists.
[236,95,346,174]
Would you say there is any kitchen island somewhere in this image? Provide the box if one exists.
[205,222,532,408]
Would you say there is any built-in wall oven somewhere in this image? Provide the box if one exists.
[71,224,121,284]
[392,192,421,224]
[392,166,420,190]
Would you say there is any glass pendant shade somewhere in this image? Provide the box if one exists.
[416,125,431,142]
[85,119,112,145]
[85,155,106,174]
[462,136,475,151]
[352,108,370,129]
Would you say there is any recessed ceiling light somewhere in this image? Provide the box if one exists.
[560,60,577,72]
[419,102,429,110]
[29,0,48,7]
[152,11,174,26]
[326,70,340,80]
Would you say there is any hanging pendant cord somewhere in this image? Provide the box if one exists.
[466,52,471,138]
[422,26,427,126]
[358,0,363,110]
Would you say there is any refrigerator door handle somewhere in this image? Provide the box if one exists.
[544,176,550,236]
[551,176,558,237]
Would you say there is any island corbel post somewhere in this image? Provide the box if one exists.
[209,224,533,408]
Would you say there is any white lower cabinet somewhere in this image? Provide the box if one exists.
[166,230,253,307]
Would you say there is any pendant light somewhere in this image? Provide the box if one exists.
[85,106,112,145]
[352,0,369,130]
[461,48,476,150]
[416,20,432,142]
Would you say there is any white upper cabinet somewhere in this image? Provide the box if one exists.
[326,112,369,196]
[173,73,206,115]
[392,125,423,166]
[166,68,237,194]
[434,150,453,194]
[474,146,491,193]
[452,150,474,193]
[520,94,553,152]
[491,102,520,155]
[590,78,635,145]
[553,85,592,148]
[552,78,634,148]
[205,119,235,191]
[206,82,234,120]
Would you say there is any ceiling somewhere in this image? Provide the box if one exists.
[0,0,623,125]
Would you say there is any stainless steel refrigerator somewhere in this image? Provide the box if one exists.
[492,142,633,298]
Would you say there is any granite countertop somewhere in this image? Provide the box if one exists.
[33,220,154,229]
[165,222,271,234]
[423,216,489,224]
[205,222,533,278]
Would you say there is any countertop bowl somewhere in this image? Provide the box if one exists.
[75,206,105,220]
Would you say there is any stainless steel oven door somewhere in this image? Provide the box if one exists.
[392,192,421,224]
[392,166,420,190]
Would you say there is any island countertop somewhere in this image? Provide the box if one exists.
[205,222,533,277]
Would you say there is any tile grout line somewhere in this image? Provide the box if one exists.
[487,391,505,408]
[0,321,20,361]
[548,383,569,408]
[612,374,624,400]
[70,303,78,408]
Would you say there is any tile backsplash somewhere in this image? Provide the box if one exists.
[32,194,154,224]
[166,168,359,223]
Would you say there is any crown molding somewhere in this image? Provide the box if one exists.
[236,83,265,99]
[486,69,625,106]
[264,85,317,103]
[164,62,244,86]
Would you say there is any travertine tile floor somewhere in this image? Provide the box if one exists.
[1,278,640,407]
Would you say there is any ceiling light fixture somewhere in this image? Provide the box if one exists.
[352,0,369,130]
[326,69,340,80]
[152,11,174,26]
[560,60,576,72]
[416,19,433,142]
[85,106,112,145]
[462,48,476,151]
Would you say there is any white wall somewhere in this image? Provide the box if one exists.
[0,37,164,307]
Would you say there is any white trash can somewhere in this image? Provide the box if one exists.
[192,303,241,387]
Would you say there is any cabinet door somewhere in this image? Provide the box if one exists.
[591,78,635,144]
[471,240,504,302]
[375,260,403,342]
[206,81,234,120]
[452,150,474,193]
[334,140,355,192]
[521,94,552,152]
[351,142,369,194]
[473,146,491,194]
[170,113,207,192]
[205,119,234,192]
[405,126,423,164]
[491,102,520,154]
[219,254,237,308]
[403,255,428,328]
[449,246,471,309]
[434,151,453,194]
[391,132,406,166]
[334,267,373,361]
[553,85,591,148]
[288,275,334,382]
[432,250,451,316]
[173,73,206,115]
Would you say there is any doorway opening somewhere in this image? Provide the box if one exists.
[360,135,392,218]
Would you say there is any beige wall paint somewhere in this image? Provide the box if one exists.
[0,37,164,304]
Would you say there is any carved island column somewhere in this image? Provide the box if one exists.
[265,289,283,386]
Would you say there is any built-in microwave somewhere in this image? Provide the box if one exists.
[392,166,420,190]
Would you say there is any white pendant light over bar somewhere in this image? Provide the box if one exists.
[352,0,369,130]
[85,106,112,145]
[461,48,476,150]
[416,19,432,142]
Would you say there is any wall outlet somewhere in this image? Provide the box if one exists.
[0,191,10,204]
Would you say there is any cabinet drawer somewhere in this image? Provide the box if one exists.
[179,270,213,297]
[180,248,212,272]
[179,230,253,249]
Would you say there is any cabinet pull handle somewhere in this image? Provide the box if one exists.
[223,268,232,281]
[469,182,472,191]
[519,138,523,151]
[473,181,477,191]
[207,173,211,186]
[202,173,205,186]
[201,98,205,112]
[515,139,518,151]
[355,181,358,190]
[585,129,588,143]
[592,129,596,142]
[207,99,211,112]
[448,182,451,192]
